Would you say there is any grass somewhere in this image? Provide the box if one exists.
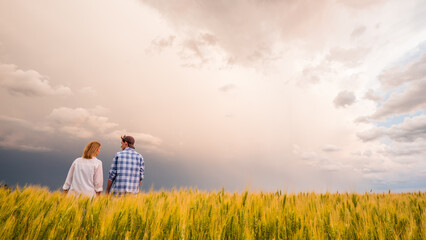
[0,186,425,239]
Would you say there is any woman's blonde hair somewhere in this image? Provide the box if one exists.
[82,141,101,159]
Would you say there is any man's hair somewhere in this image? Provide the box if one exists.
[121,135,135,149]
[82,141,101,159]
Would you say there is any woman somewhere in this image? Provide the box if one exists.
[63,141,103,197]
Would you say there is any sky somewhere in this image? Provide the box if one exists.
[1,0,426,193]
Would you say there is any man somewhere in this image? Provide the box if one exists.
[106,135,144,195]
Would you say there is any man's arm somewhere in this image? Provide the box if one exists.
[139,156,145,189]
[106,155,118,194]
[106,179,113,194]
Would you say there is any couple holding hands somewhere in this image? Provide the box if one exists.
[62,135,144,197]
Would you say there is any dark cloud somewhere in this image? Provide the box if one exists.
[378,53,426,89]
[387,115,426,142]
[357,115,426,143]
[370,54,426,119]
[372,79,426,119]
[0,150,74,190]
[0,115,53,152]
[0,148,332,192]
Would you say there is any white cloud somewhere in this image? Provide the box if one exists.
[359,114,426,143]
[1,0,425,191]
[0,63,72,97]
[106,130,162,152]
[177,32,224,67]
[351,25,366,39]
[339,0,386,9]
[378,53,426,89]
[380,141,426,159]
[0,106,164,153]
[370,53,426,119]
[364,89,382,101]
[218,84,236,93]
[0,115,53,133]
[357,113,426,173]
[48,107,119,138]
[46,106,163,152]
[333,91,356,108]
[299,62,333,85]
[78,87,97,96]
[140,0,376,67]
[294,144,346,171]
[372,79,426,119]
[294,140,424,187]
[326,47,370,67]
[357,127,386,142]
[322,144,341,152]
[150,35,176,51]
[387,115,426,142]
[296,148,344,171]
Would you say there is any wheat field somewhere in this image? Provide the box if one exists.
[0,186,425,239]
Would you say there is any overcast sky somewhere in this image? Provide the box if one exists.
[1,0,426,192]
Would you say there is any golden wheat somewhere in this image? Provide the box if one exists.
[0,186,424,239]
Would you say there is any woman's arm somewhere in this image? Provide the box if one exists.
[94,162,103,195]
[63,161,76,194]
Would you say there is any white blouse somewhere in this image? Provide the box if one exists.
[63,157,103,197]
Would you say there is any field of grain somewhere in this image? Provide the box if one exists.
[0,186,425,239]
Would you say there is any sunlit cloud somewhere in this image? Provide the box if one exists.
[0,107,163,153]
[106,130,162,153]
[48,107,118,138]
[0,63,72,97]
[78,86,97,96]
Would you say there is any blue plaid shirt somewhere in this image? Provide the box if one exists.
[108,148,144,194]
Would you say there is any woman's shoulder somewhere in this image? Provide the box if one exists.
[92,157,103,165]
[74,157,101,166]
